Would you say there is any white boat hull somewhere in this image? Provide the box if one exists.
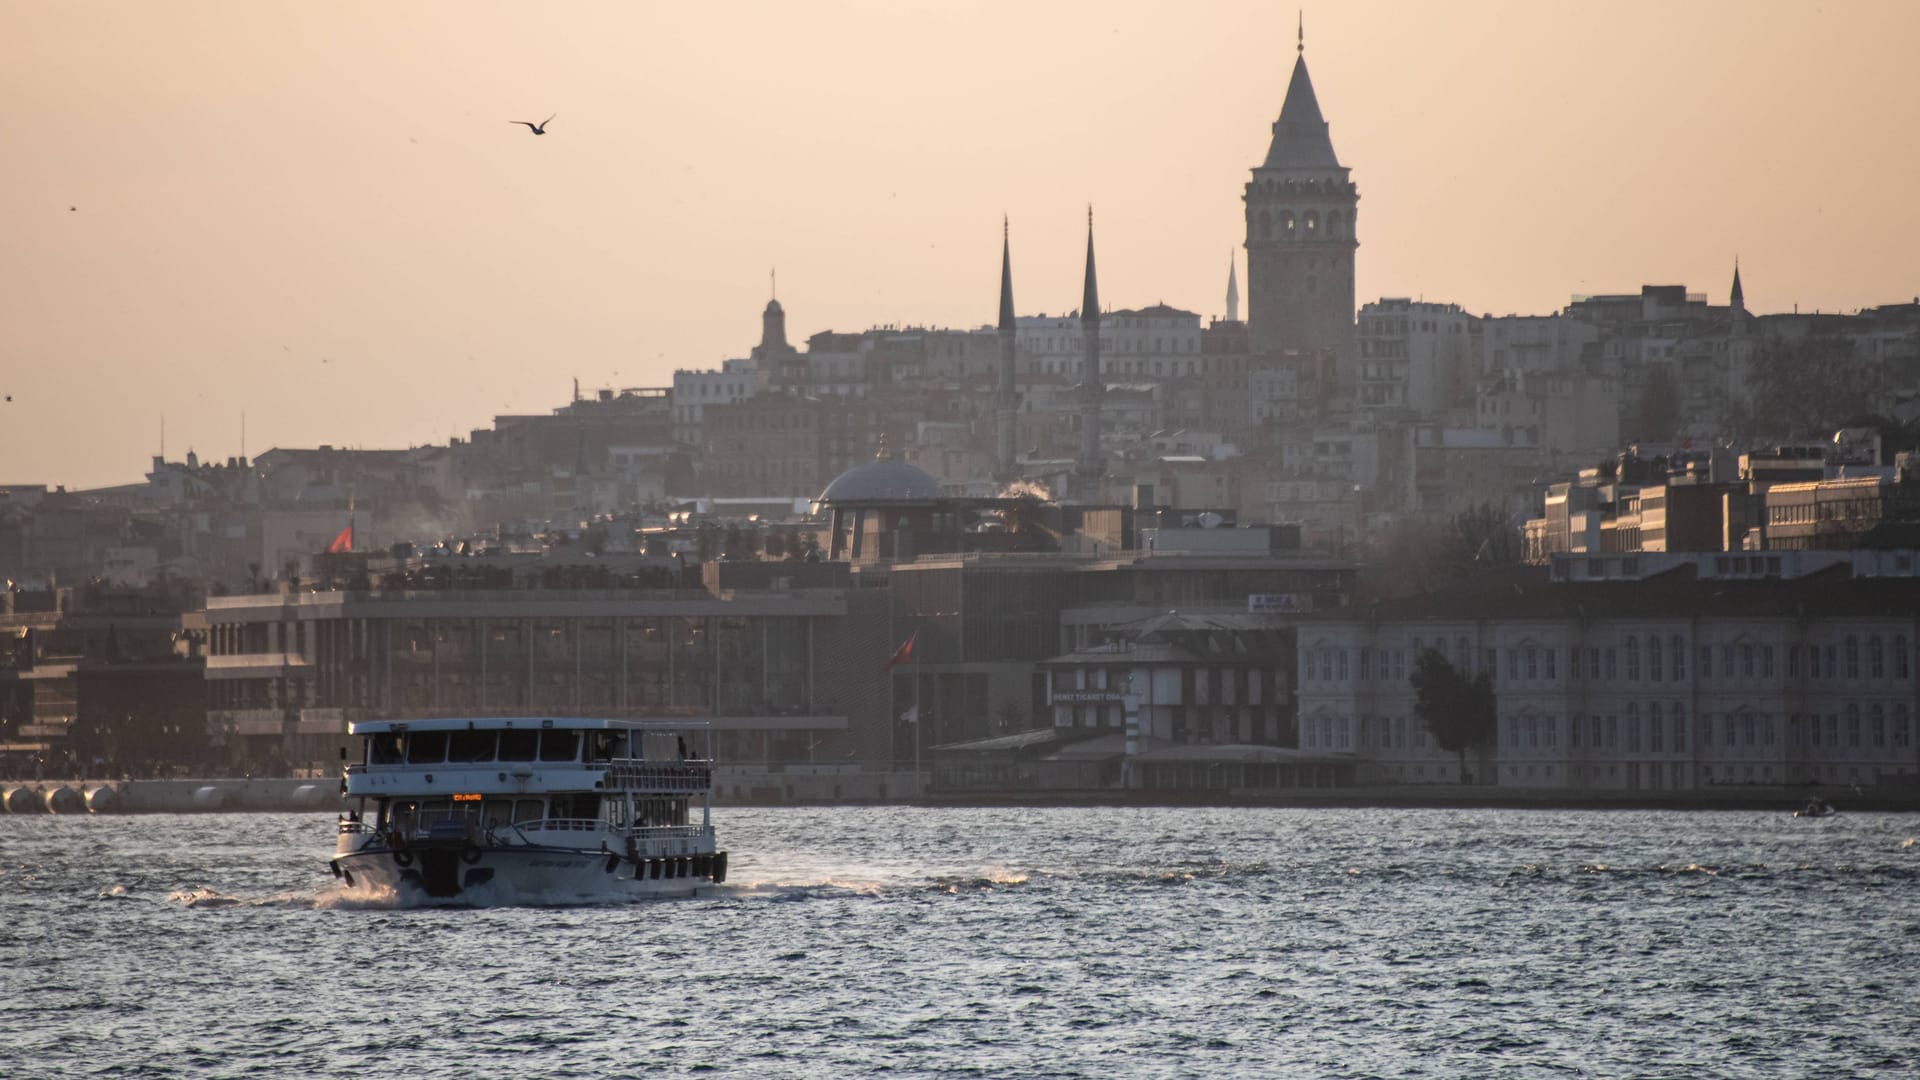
[330,845,726,906]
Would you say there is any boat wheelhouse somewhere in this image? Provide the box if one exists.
[330,716,727,904]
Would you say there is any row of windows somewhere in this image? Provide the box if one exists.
[1517,704,1914,754]
[1304,634,1915,684]
[1252,208,1350,242]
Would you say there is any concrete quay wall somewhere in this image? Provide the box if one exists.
[2,778,347,814]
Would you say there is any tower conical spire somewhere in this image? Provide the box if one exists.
[1730,259,1746,314]
[1226,252,1240,322]
[994,217,1019,482]
[1261,22,1340,172]
[1076,208,1104,493]
[1081,206,1100,322]
[998,216,1016,331]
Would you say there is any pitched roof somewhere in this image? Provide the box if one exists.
[1260,55,1341,172]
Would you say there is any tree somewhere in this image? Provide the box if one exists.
[1444,502,1522,571]
[1409,648,1497,783]
[1748,336,1883,438]
[1363,503,1522,599]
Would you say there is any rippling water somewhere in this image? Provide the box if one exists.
[2,807,1917,1077]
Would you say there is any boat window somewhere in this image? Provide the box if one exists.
[447,730,496,762]
[587,731,625,762]
[497,730,539,761]
[387,800,419,831]
[512,798,545,823]
[369,733,404,765]
[482,799,513,830]
[550,793,599,820]
[538,730,580,762]
[406,731,448,764]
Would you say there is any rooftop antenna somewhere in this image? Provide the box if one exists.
[159,414,165,460]
[1298,10,1304,54]
[770,267,777,300]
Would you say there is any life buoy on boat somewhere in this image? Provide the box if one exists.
[392,849,413,868]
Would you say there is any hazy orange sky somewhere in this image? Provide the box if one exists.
[5,1,1918,489]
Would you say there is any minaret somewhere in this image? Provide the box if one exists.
[1244,17,1358,378]
[1076,208,1104,494]
[994,217,1020,483]
[1226,252,1241,323]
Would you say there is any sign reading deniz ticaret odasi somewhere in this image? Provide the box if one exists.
[1248,593,1312,614]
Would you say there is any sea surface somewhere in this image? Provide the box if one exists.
[1,806,1916,1078]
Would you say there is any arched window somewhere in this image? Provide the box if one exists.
[1673,702,1687,750]
[1671,635,1686,681]
[1326,210,1344,239]
[1846,703,1861,748]
[1304,210,1319,236]
[1896,636,1910,679]
[1846,636,1860,679]
[1871,704,1885,747]
[1281,210,1297,238]
[1257,209,1272,241]
[1649,702,1664,753]
[1895,705,1911,749]
[1648,637,1662,682]
[1625,636,1640,681]
[1869,636,1885,679]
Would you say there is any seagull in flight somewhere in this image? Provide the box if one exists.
[510,113,555,135]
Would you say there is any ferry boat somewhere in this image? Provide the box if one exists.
[329,717,727,904]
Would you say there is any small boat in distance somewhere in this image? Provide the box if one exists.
[330,717,727,905]
[1793,798,1837,819]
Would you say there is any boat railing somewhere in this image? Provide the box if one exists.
[605,762,713,791]
[628,824,710,841]
[512,816,609,835]
[337,817,378,837]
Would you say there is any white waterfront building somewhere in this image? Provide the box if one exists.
[1296,551,1920,791]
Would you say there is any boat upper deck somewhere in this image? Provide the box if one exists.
[350,716,709,736]
[343,717,714,799]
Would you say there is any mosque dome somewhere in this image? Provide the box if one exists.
[817,443,941,503]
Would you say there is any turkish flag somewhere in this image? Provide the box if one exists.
[882,631,916,671]
[325,524,353,554]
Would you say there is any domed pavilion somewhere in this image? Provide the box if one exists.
[816,443,953,563]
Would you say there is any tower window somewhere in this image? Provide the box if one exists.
[1305,211,1319,235]
[1281,211,1296,238]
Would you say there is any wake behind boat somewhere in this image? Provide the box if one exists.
[330,717,726,905]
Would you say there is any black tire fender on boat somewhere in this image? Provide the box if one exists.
[392,849,413,868]
[713,851,728,884]
[461,847,484,865]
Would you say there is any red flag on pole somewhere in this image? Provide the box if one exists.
[882,631,916,672]
[325,524,353,554]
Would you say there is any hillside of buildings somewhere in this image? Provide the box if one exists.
[7,43,1920,805]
